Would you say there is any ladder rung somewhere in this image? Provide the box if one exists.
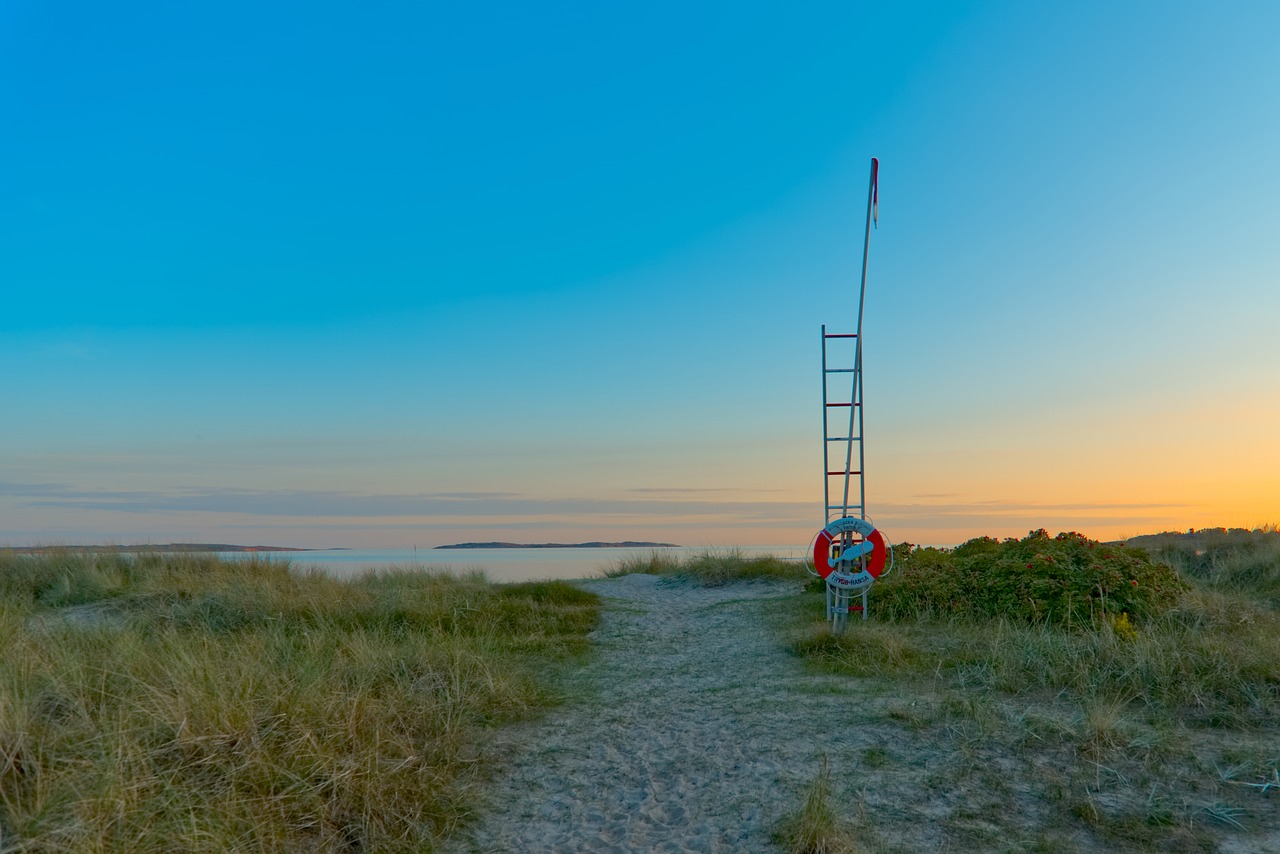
[824,333,858,339]
[825,437,861,442]
[827,471,862,476]
[827,505,864,510]
[824,368,856,373]
[825,402,860,408]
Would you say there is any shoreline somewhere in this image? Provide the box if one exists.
[0,544,315,555]
[435,540,681,550]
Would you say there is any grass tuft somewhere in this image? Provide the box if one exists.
[605,548,804,586]
[773,756,868,854]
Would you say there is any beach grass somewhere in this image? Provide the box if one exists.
[1128,525,1280,607]
[773,756,876,854]
[604,547,806,586]
[0,551,598,852]
[782,527,1280,850]
[13,530,1279,850]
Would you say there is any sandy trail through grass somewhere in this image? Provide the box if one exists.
[451,573,867,853]
[448,535,1280,853]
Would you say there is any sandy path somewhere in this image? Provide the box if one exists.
[448,573,1280,854]
[449,574,866,853]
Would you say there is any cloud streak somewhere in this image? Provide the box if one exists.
[2,481,1190,536]
[0,481,809,521]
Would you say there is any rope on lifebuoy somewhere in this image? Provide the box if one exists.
[811,516,891,589]
[805,529,824,577]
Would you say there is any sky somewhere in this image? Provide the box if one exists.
[3,1,1278,549]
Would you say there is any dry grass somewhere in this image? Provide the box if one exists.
[0,551,598,852]
[796,587,1280,728]
[781,529,1280,852]
[773,757,872,854]
[1129,525,1280,607]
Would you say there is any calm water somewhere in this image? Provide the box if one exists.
[217,545,807,583]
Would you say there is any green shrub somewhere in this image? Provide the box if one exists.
[871,530,1188,627]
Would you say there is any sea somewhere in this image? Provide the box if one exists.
[215,545,808,584]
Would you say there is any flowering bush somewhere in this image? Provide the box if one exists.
[871,529,1187,627]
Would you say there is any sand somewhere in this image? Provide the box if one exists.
[448,573,872,852]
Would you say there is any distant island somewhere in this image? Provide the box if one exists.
[0,544,311,555]
[435,541,680,550]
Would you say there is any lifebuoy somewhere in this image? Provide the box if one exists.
[812,516,889,588]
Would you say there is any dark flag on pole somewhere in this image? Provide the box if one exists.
[871,157,879,228]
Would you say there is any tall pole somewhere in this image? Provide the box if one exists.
[842,157,878,520]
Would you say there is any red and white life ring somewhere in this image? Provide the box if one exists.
[812,516,890,588]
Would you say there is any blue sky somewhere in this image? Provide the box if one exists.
[3,1,1278,547]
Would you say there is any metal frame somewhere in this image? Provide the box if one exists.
[819,158,879,630]
[821,327,863,525]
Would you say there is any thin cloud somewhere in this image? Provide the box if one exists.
[626,487,788,494]
[4,480,811,521]
[880,499,1191,516]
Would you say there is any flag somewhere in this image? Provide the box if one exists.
[871,157,879,229]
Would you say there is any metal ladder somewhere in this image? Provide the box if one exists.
[821,326,864,526]
[820,326,869,628]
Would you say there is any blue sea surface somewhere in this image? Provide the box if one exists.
[217,545,806,583]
